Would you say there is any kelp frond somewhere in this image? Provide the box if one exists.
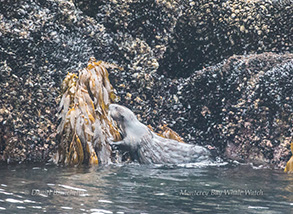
[157,124,185,143]
[284,142,293,173]
[54,57,121,166]
[147,124,185,143]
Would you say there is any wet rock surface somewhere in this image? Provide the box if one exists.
[0,0,292,168]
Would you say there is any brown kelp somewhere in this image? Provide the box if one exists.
[147,124,185,143]
[54,57,121,166]
[157,124,185,143]
[284,142,293,173]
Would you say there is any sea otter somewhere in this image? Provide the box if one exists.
[109,104,212,164]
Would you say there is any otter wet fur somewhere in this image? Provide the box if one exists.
[109,104,212,164]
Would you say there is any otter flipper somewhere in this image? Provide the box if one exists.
[109,140,125,146]
[109,140,133,152]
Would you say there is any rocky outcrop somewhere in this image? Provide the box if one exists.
[0,0,104,162]
[0,0,292,168]
[75,0,292,77]
[112,52,293,168]
[158,0,292,77]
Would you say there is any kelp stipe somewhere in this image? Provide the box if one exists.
[54,57,121,166]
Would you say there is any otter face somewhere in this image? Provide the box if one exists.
[109,104,136,127]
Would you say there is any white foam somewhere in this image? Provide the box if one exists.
[5,198,23,203]
[32,167,41,170]
[178,161,228,168]
[79,193,90,197]
[61,207,73,210]
[154,193,165,196]
[23,199,37,204]
[58,184,87,192]
[98,199,113,204]
[31,206,42,209]
[1,191,13,195]
[248,206,269,209]
[90,208,113,214]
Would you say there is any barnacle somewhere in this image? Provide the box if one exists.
[284,142,293,173]
[54,57,121,166]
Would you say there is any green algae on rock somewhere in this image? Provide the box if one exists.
[54,58,121,166]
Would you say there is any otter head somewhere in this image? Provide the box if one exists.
[109,104,138,134]
[109,104,152,154]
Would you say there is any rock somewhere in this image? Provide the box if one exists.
[0,0,292,170]
[110,52,293,168]
[157,0,292,77]
[0,0,112,163]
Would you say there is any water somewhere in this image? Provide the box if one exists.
[0,163,292,214]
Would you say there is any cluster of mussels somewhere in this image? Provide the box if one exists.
[0,60,57,163]
[158,0,292,77]
[54,58,121,166]
[77,0,292,78]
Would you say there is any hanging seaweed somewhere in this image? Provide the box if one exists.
[284,142,293,173]
[147,124,185,143]
[53,57,121,166]
[157,124,185,143]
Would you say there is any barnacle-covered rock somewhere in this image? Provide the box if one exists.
[0,0,115,163]
[90,0,181,59]
[134,53,293,169]
[110,52,293,169]
[158,0,292,77]
[0,0,292,171]
[54,58,121,166]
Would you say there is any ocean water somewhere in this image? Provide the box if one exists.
[0,163,292,214]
